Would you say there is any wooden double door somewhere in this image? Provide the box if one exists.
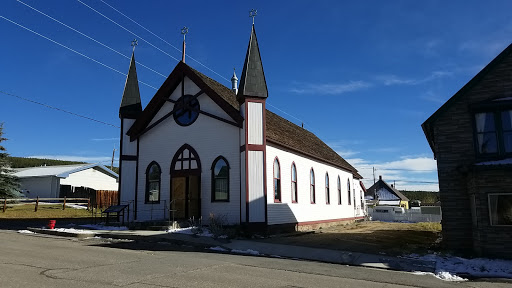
[171,175,200,219]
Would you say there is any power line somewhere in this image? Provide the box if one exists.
[0,15,159,90]
[0,90,119,128]
[15,0,167,78]
[76,0,181,63]
[98,0,230,82]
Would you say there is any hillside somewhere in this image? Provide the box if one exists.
[8,157,119,174]
[400,190,440,203]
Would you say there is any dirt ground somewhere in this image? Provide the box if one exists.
[260,221,442,256]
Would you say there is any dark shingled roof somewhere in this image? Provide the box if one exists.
[188,65,359,175]
[237,25,268,102]
[119,52,142,118]
[366,178,409,201]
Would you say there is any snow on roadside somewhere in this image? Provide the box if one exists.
[79,224,129,231]
[231,249,260,255]
[408,253,512,280]
[52,228,94,234]
[166,227,214,237]
[209,246,228,252]
[17,230,35,234]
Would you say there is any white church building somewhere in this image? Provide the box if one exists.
[118,23,366,231]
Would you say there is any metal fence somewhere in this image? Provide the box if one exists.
[368,206,442,223]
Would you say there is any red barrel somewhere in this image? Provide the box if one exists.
[48,220,56,229]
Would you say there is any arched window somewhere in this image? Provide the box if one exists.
[211,156,229,202]
[347,179,352,205]
[146,162,161,203]
[310,168,316,204]
[291,163,297,203]
[273,158,281,202]
[325,173,330,204]
[337,176,342,205]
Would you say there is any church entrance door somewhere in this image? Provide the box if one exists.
[170,144,201,220]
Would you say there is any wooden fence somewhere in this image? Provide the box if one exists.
[59,185,118,209]
[2,197,90,212]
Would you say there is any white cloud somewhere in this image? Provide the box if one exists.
[378,70,453,86]
[290,81,371,95]
[335,150,360,158]
[347,156,439,192]
[28,155,112,164]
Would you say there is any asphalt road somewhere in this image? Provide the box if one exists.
[0,230,509,288]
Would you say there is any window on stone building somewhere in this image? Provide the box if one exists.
[474,109,512,156]
[291,163,297,203]
[211,156,229,202]
[146,162,161,203]
[273,158,281,202]
[488,193,512,226]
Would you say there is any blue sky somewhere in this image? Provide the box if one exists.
[2,0,512,191]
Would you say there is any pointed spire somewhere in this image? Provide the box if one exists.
[119,51,142,118]
[231,68,238,94]
[237,23,268,103]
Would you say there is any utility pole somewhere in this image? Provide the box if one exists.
[111,147,117,171]
[373,167,376,184]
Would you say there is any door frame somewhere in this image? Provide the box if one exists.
[170,144,202,220]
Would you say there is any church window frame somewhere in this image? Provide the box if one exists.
[291,162,298,203]
[145,161,161,204]
[310,168,316,204]
[325,173,330,204]
[273,157,281,203]
[211,156,230,202]
[347,179,352,205]
[337,176,342,205]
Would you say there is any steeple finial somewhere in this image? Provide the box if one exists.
[131,39,138,52]
[249,9,257,25]
[231,67,238,94]
[181,26,188,63]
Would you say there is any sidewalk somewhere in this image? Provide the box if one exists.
[26,227,436,273]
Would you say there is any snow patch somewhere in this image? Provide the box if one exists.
[65,204,88,210]
[166,227,214,237]
[52,228,94,234]
[209,246,228,252]
[17,230,35,234]
[231,249,260,255]
[408,254,512,280]
[412,271,467,282]
[80,224,129,231]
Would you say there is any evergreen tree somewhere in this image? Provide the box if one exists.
[0,123,19,198]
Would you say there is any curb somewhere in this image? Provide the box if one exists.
[27,227,95,239]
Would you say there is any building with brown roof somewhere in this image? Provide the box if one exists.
[118,22,365,231]
[365,176,409,209]
[422,43,512,259]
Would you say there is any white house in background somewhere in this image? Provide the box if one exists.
[118,22,365,231]
[13,164,119,198]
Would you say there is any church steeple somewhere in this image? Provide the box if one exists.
[119,49,142,119]
[231,68,238,94]
[237,23,268,103]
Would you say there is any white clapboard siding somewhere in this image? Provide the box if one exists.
[248,150,265,222]
[266,144,358,225]
[247,102,263,145]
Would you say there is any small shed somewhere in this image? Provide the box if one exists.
[13,164,118,198]
[365,176,410,209]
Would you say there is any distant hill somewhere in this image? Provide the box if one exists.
[8,157,85,168]
[400,190,440,204]
[8,157,119,174]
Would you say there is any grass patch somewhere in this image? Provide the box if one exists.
[0,204,101,219]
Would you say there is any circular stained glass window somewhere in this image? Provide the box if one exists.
[173,94,200,126]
